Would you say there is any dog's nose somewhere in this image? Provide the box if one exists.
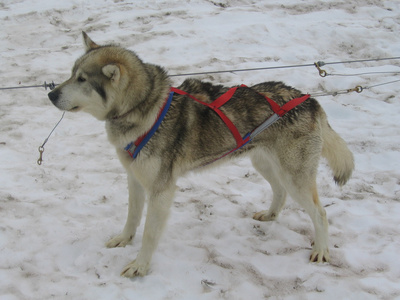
[48,89,60,103]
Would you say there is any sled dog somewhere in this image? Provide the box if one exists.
[48,32,354,277]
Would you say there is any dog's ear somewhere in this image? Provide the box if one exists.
[82,31,100,51]
[102,64,121,84]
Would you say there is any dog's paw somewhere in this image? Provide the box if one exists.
[253,210,278,222]
[121,259,149,277]
[106,234,133,248]
[310,248,330,263]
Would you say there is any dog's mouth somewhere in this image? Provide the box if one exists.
[68,106,81,112]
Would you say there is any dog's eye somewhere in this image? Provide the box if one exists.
[77,76,86,83]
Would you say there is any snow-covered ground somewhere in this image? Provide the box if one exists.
[1,0,400,299]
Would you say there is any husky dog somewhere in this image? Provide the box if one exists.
[48,32,354,277]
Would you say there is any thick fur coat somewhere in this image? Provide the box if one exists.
[48,32,354,277]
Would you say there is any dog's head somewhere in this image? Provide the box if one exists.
[48,32,150,120]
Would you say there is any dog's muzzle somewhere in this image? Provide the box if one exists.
[48,89,60,104]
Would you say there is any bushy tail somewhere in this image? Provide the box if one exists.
[321,120,354,186]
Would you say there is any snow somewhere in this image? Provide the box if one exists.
[1,0,400,299]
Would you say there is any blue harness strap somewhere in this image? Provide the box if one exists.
[125,91,174,158]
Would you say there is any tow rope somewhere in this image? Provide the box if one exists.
[124,85,310,163]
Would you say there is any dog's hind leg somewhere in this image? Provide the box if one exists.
[308,186,330,263]
[106,171,146,248]
[251,150,287,222]
[276,146,330,263]
[121,182,176,277]
[287,180,330,263]
[252,144,330,263]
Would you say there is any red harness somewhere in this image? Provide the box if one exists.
[171,85,310,150]
[125,85,310,163]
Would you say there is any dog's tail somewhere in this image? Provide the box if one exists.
[321,118,354,186]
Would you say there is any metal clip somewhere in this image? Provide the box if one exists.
[347,85,363,93]
[314,61,327,77]
[44,81,56,90]
[37,146,44,165]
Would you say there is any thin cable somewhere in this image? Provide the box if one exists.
[0,84,46,90]
[0,81,57,91]
[322,57,400,66]
[365,79,400,89]
[1,57,399,88]
[310,78,400,97]
[169,63,316,77]
[327,71,400,77]
[170,56,400,77]
[37,112,65,165]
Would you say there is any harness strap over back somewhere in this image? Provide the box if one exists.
[171,86,248,148]
[172,85,310,148]
[264,93,311,117]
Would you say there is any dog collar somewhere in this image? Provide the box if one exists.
[124,90,174,158]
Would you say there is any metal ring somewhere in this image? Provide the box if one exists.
[319,70,327,77]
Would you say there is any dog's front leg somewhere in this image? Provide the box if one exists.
[121,183,176,277]
[107,172,145,248]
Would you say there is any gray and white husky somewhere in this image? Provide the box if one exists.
[48,32,354,277]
